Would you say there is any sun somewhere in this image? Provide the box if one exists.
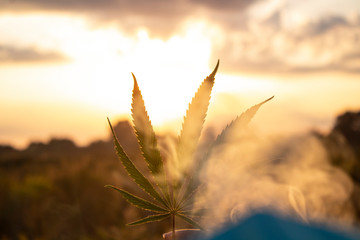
[57,21,214,126]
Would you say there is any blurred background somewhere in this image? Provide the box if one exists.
[0,0,360,239]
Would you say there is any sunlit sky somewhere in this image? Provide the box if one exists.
[1,0,360,149]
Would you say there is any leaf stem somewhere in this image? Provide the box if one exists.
[172,214,176,240]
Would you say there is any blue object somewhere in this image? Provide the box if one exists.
[200,214,360,240]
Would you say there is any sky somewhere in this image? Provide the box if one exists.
[0,0,360,149]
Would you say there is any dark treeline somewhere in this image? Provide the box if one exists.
[1,112,360,240]
[0,121,169,240]
[320,111,360,222]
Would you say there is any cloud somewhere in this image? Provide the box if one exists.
[209,11,360,75]
[303,15,349,37]
[1,0,359,74]
[0,45,69,64]
[0,0,189,37]
[0,0,256,16]
[0,0,257,37]
[189,0,259,11]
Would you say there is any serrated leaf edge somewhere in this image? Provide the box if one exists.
[105,185,168,213]
[107,117,168,208]
[131,73,170,202]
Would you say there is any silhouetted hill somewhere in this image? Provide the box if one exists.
[317,111,360,182]
[0,120,141,166]
[320,111,360,223]
[1,115,360,239]
[334,112,360,148]
[0,120,168,240]
[0,145,19,161]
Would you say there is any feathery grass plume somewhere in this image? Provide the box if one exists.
[106,60,273,238]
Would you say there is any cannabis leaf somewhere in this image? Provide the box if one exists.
[106,60,273,239]
[107,118,168,207]
[183,96,274,199]
[131,73,170,201]
[177,60,219,180]
[213,96,274,145]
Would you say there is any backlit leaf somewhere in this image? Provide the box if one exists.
[213,96,274,145]
[105,185,168,213]
[186,96,274,198]
[131,73,169,199]
[127,213,171,226]
[177,60,219,177]
[177,214,203,230]
[107,118,167,207]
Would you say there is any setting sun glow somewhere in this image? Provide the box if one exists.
[1,0,360,148]
[1,1,360,240]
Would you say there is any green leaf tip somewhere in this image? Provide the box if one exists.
[131,72,138,87]
[263,95,274,103]
[209,59,220,80]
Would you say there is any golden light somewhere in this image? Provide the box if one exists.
[55,20,214,126]
[0,15,217,147]
[1,13,360,148]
